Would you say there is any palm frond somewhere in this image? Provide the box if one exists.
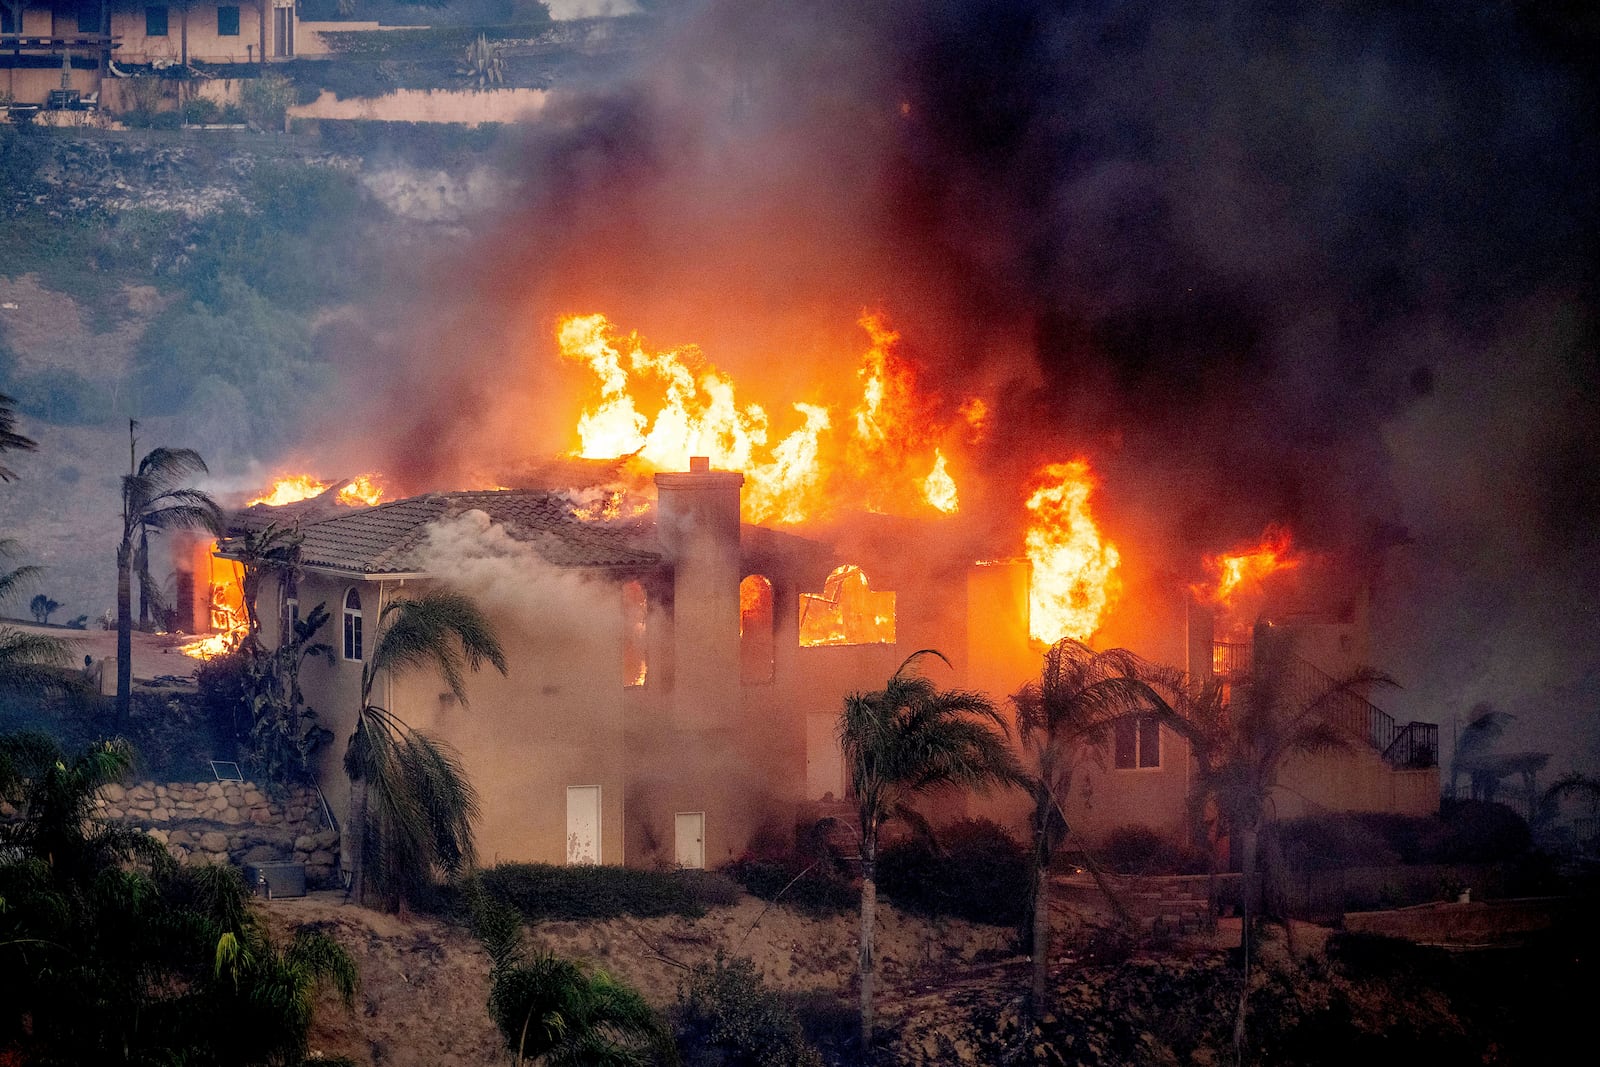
[0,625,80,692]
[0,563,43,606]
[367,590,508,704]
[0,392,40,482]
[134,446,210,484]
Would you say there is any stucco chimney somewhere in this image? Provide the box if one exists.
[655,463,744,728]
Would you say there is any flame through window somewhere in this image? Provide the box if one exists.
[797,565,895,647]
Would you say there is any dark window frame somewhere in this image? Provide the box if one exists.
[342,588,363,662]
[217,5,240,36]
[1113,714,1161,770]
[145,5,169,37]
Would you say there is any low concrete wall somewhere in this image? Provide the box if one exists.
[1344,897,1573,945]
[288,87,549,125]
[95,779,341,888]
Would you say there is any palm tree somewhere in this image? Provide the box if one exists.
[344,589,507,909]
[117,423,224,726]
[1011,639,1164,1014]
[0,391,38,483]
[1,733,357,1064]
[838,649,1023,1054]
[1145,629,1393,1062]
[0,539,76,696]
[0,625,77,695]
[488,950,667,1066]
[0,538,42,606]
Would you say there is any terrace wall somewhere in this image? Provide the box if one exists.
[94,779,341,887]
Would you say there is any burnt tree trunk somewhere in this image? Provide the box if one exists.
[1031,852,1051,1012]
[858,840,877,1060]
[115,540,132,727]
[347,772,368,905]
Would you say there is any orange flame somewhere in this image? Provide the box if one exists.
[246,474,329,508]
[1024,460,1121,643]
[179,551,247,660]
[560,312,961,524]
[1200,526,1299,606]
[247,473,385,509]
[959,397,989,441]
[798,564,896,646]
[337,474,385,507]
[921,449,958,514]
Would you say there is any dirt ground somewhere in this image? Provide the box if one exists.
[267,889,1018,1067]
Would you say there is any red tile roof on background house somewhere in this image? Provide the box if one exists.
[226,490,660,575]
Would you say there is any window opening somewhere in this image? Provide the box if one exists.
[1113,714,1160,769]
[622,580,647,687]
[342,588,363,662]
[739,575,775,683]
[798,564,895,646]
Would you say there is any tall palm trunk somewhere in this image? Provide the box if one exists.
[115,540,132,727]
[1031,852,1051,1011]
[347,775,368,904]
[1238,822,1259,956]
[858,837,877,1058]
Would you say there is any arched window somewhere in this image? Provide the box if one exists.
[739,575,775,684]
[342,588,363,661]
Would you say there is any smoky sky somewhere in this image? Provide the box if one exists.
[336,0,1597,767]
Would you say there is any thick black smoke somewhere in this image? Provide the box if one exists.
[345,1,1597,769]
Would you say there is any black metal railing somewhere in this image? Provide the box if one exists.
[1212,640,1438,770]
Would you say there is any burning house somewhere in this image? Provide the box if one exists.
[204,433,1438,875]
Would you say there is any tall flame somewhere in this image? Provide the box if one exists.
[246,474,329,508]
[247,473,385,509]
[921,449,958,514]
[560,312,961,523]
[337,474,386,507]
[1024,460,1121,643]
[1201,526,1299,606]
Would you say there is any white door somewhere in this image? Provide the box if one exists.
[674,812,705,869]
[566,785,600,865]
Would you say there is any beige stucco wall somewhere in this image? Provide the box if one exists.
[289,88,551,126]
[284,570,630,871]
[3,65,99,104]
[1276,747,1440,820]
[110,4,270,65]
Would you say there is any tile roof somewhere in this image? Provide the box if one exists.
[228,490,660,575]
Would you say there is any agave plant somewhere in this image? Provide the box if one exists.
[459,33,506,90]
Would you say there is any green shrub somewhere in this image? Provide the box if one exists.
[473,862,703,921]
[240,73,297,129]
[1349,812,1436,864]
[183,96,221,125]
[1101,824,1209,875]
[676,953,822,1067]
[1436,799,1531,862]
[723,855,858,918]
[876,818,1031,926]
[675,867,745,908]
[1277,814,1401,870]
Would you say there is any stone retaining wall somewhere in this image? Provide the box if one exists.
[96,780,341,889]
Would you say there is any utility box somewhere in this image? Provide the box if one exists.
[244,862,306,899]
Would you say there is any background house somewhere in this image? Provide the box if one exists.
[2,0,293,106]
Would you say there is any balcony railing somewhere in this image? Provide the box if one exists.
[1212,640,1439,770]
[1,32,118,54]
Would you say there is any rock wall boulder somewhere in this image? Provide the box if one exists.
[97,779,340,889]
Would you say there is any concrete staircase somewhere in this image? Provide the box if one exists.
[1054,871,1217,936]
